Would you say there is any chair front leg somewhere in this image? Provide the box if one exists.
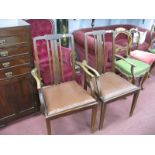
[140,72,149,89]
[99,102,107,130]
[46,118,52,135]
[129,90,140,116]
[91,104,98,133]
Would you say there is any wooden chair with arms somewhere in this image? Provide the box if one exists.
[31,33,98,134]
[83,30,141,129]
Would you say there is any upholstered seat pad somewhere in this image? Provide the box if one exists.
[115,57,150,77]
[98,72,139,102]
[150,48,155,54]
[130,50,155,65]
[42,81,96,116]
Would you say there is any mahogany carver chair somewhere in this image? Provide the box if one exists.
[112,29,150,89]
[31,33,98,134]
[84,30,140,129]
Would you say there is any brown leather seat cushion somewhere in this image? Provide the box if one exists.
[98,72,139,102]
[42,81,96,116]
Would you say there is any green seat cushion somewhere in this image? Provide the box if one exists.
[150,48,155,54]
[115,57,150,77]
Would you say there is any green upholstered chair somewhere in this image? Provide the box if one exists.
[112,29,150,89]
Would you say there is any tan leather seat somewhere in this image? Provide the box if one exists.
[98,72,139,102]
[43,81,96,116]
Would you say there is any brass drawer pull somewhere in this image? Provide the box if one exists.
[0,50,8,57]
[0,39,6,45]
[2,62,10,68]
[5,72,13,78]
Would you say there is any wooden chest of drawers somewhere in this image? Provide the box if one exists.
[0,20,39,126]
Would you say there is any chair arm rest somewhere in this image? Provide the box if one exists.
[76,60,100,78]
[76,60,100,97]
[31,68,42,89]
[115,54,136,67]
[82,60,100,77]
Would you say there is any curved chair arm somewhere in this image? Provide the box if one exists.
[76,60,100,97]
[76,60,100,78]
[31,68,48,116]
[115,54,136,80]
[115,54,136,67]
[81,60,100,77]
[31,68,42,89]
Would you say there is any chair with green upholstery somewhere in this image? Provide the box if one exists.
[112,29,150,89]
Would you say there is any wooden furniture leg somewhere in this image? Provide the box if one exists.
[99,103,107,130]
[46,119,52,135]
[91,105,97,132]
[129,90,140,116]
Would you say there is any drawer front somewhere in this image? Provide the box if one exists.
[0,65,31,80]
[0,45,30,58]
[0,27,29,47]
[0,54,30,69]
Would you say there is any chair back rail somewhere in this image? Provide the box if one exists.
[84,30,113,74]
[33,34,76,85]
[112,30,133,72]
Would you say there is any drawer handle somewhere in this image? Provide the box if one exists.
[0,39,6,45]
[5,72,13,78]
[2,62,10,68]
[0,50,8,57]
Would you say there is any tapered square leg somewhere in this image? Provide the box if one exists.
[91,105,97,132]
[46,119,52,135]
[129,90,140,116]
[99,103,107,130]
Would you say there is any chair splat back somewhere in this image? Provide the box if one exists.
[33,34,76,85]
[85,30,108,74]
[113,30,133,56]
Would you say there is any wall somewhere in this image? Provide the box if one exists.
[68,19,155,33]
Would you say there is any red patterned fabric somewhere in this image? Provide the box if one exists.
[26,19,78,85]
[26,19,54,37]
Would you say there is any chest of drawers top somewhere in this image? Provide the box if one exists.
[0,20,32,80]
[0,20,31,48]
[0,19,29,29]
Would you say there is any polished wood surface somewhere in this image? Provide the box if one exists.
[0,20,39,126]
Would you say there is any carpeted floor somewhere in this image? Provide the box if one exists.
[0,68,155,135]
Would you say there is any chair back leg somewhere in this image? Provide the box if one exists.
[129,90,140,116]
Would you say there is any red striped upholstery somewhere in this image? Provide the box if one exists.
[26,19,81,85]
